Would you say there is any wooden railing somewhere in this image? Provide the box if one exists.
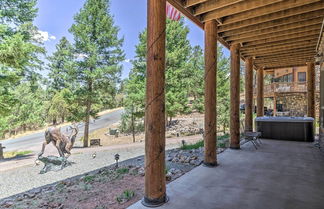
[253,82,320,96]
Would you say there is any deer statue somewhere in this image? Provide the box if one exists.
[38,124,79,158]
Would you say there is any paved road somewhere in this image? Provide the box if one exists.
[1,109,124,152]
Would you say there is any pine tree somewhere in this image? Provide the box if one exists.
[0,0,44,116]
[122,19,193,138]
[121,31,147,140]
[69,0,125,147]
[0,0,45,139]
[47,37,75,93]
[184,45,204,113]
[165,19,192,123]
[217,45,231,133]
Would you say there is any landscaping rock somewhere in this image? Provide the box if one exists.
[138,167,145,176]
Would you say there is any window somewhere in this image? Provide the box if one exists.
[273,73,293,83]
[298,72,306,82]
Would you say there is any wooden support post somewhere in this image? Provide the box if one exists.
[273,94,277,116]
[204,20,217,167]
[143,0,167,206]
[230,43,241,149]
[320,62,324,136]
[245,57,253,132]
[307,62,315,118]
[0,143,4,160]
[256,67,264,117]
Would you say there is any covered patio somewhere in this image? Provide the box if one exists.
[129,139,324,209]
[133,0,324,208]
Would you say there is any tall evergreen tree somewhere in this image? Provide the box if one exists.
[217,45,231,133]
[165,19,192,122]
[47,37,75,92]
[0,0,44,116]
[184,45,204,112]
[122,19,193,138]
[69,0,125,147]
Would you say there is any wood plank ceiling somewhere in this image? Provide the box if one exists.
[168,0,324,70]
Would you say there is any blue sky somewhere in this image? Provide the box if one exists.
[34,0,228,79]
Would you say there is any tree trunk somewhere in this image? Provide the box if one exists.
[84,80,93,148]
[84,102,91,147]
[53,118,57,125]
[61,116,65,123]
[131,114,135,143]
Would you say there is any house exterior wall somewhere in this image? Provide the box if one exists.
[275,93,320,119]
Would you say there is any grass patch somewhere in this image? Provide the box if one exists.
[116,168,129,174]
[218,134,229,141]
[116,190,135,204]
[82,175,95,183]
[180,134,230,150]
[181,140,204,150]
[3,150,33,158]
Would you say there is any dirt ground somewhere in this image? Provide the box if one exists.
[88,112,205,146]
[2,166,145,209]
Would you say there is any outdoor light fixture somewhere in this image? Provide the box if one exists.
[114,153,120,168]
[181,140,186,147]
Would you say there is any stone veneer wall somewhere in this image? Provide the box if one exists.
[276,93,320,121]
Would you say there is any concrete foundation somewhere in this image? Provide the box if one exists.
[128,140,324,209]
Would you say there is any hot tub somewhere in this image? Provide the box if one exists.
[255,117,314,142]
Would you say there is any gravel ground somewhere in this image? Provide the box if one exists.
[0,137,200,200]
[0,146,210,209]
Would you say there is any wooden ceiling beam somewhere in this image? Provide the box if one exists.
[201,0,284,20]
[218,2,324,32]
[240,31,320,46]
[256,60,311,65]
[265,63,309,69]
[243,35,319,48]
[255,56,315,62]
[255,50,315,60]
[195,0,254,15]
[185,0,208,8]
[242,39,318,51]
[242,39,317,51]
[263,64,311,69]
[246,54,316,62]
[246,49,316,57]
[254,51,316,59]
[218,0,320,24]
[221,11,324,37]
[257,60,313,66]
[242,44,317,54]
[230,25,321,44]
[254,59,315,66]
[223,18,322,41]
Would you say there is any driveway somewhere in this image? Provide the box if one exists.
[1,108,124,152]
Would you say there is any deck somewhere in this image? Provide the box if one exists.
[129,139,324,209]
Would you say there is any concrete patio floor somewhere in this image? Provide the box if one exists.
[128,139,324,209]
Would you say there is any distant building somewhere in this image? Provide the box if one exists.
[253,66,320,118]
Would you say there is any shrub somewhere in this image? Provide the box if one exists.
[116,190,135,203]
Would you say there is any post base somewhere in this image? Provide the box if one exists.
[230,144,240,149]
[203,161,218,167]
[142,195,169,208]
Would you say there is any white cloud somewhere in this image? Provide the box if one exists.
[33,30,56,43]
[76,53,88,59]
[124,59,131,63]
